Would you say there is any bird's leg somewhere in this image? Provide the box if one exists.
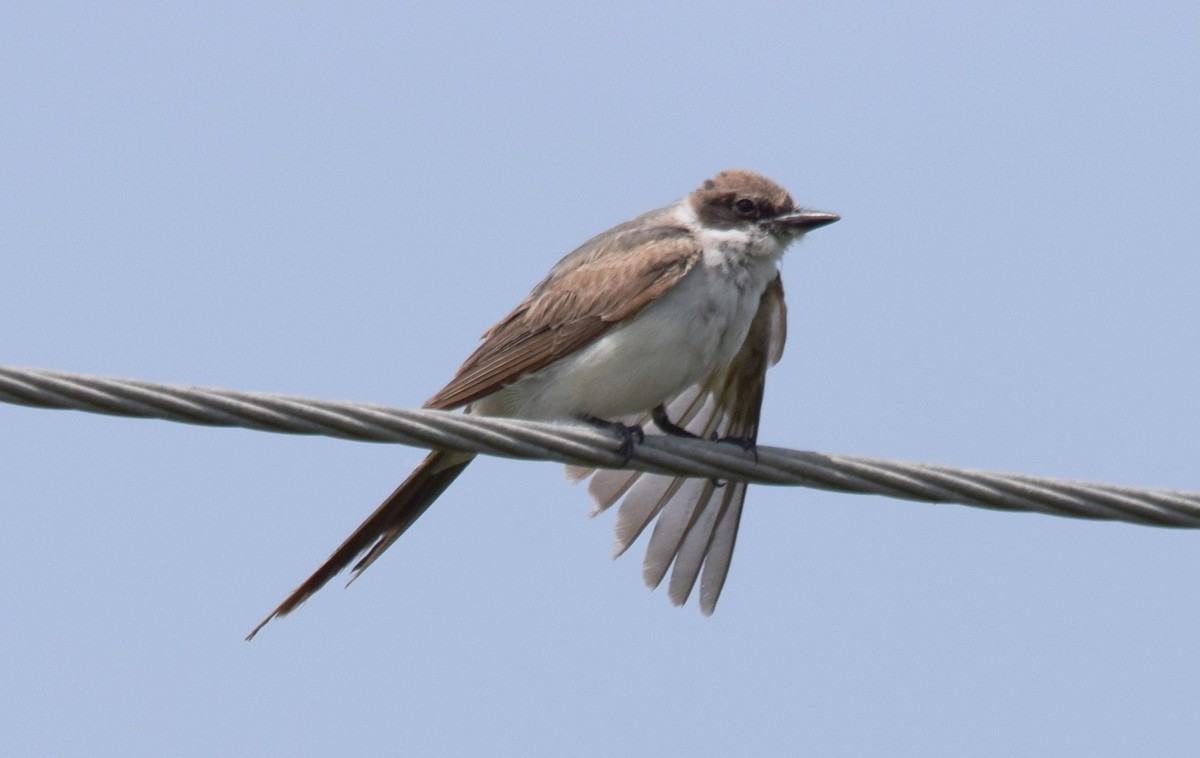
[654,404,747,487]
[581,415,645,464]
[654,403,757,460]
[651,404,701,439]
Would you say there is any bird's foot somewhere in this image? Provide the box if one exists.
[710,434,758,488]
[716,434,758,461]
[582,415,645,464]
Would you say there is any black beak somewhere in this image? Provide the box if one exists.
[770,209,840,233]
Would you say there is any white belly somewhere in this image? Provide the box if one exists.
[474,257,778,421]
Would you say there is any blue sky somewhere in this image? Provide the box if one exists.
[4,2,1200,755]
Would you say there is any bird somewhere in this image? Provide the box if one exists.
[247,169,838,638]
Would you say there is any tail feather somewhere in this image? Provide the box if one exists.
[246,450,474,639]
[667,481,739,610]
[574,277,785,614]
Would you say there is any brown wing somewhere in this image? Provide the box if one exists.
[569,274,787,614]
[425,223,699,410]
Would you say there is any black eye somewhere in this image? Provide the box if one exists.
[734,198,757,215]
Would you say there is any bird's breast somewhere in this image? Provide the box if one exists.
[478,257,778,421]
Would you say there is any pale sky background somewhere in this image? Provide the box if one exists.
[4,2,1200,756]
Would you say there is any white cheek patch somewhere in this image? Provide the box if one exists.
[676,202,784,264]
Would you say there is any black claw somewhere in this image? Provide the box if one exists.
[717,434,758,462]
[583,415,645,464]
[616,423,645,463]
[710,436,756,487]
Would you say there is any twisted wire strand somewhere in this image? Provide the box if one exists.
[2,364,1198,528]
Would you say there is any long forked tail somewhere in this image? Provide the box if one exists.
[246,449,475,639]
